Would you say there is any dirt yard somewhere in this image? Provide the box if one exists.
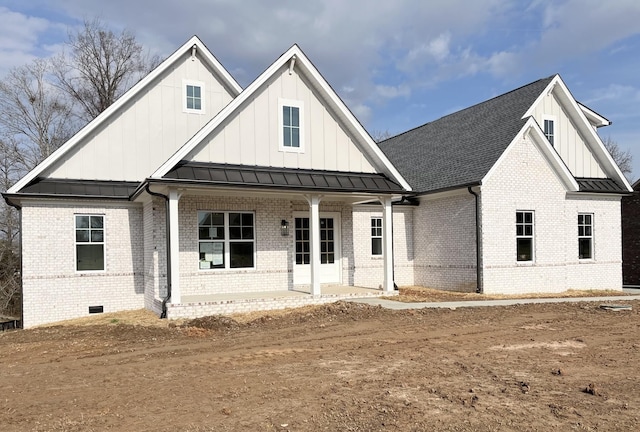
[2,298,640,431]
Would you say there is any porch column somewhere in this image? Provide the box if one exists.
[308,195,322,296]
[168,189,181,304]
[382,196,394,292]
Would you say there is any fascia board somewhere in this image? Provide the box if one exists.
[153,44,412,192]
[577,102,611,127]
[482,118,579,192]
[8,36,241,194]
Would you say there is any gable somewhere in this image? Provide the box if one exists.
[43,49,236,182]
[187,63,376,173]
[530,92,606,178]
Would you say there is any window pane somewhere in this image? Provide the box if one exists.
[187,98,194,110]
[524,225,532,236]
[291,128,299,147]
[579,239,592,259]
[194,99,201,110]
[242,213,253,226]
[76,215,89,229]
[193,86,201,98]
[372,238,382,255]
[198,212,212,226]
[230,242,254,268]
[77,244,104,271]
[524,213,532,224]
[284,127,291,147]
[229,227,241,239]
[516,212,523,224]
[242,227,253,240]
[90,216,103,228]
[91,230,104,242]
[517,239,532,261]
[229,213,241,226]
[291,107,299,126]
[187,85,194,97]
[584,214,591,224]
[211,213,224,225]
[200,242,224,269]
[76,230,90,242]
[283,106,290,125]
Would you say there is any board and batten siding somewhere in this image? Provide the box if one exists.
[46,51,235,182]
[531,93,606,178]
[188,65,377,173]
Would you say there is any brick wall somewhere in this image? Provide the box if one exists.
[21,202,145,327]
[622,185,640,285]
[412,191,478,292]
[481,135,622,294]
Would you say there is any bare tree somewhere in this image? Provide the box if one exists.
[602,136,633,180]
[52,18,160,122]
[371,129,393,143]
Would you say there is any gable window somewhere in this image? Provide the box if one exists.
[578,213,593,259]
[371,217,383,256]
[75,215,105,271]
[183,80,205,113]
[516,211,534,262]
[198,211,255,269]
[543,118,555,146]
[278,99,304,152]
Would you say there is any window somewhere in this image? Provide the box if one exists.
[578,213,593,259]
[183,80,205,113]
[198,211,254,269]
[371,217,382,256]
[279,99,304,152]
[516,211,534,262]
[544,118,555,146]
[75,215,105,271]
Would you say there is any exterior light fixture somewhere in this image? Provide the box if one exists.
[281,219,290,236]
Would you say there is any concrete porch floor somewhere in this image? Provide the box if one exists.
[180,285,391,304]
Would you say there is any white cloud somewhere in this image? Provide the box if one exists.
[0,7,51,75]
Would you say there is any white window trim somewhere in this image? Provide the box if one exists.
[542,115,556,146]
[516,210,535,264]
[183,79,206,114]
[75,214,106,273]
[371,216,383,257]
[578,213,594,261]
[278,98,304,153]
[197,211,256,271]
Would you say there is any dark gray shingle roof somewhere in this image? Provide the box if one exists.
[379,76,556,193]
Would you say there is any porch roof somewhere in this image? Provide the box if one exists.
[4,178,139,200]
[576,177,628,193]
[160,161,406,194]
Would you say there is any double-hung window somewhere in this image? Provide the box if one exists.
[371,217,383,256]
[75,215,105,271]
[578,213,593,259]
[279,99,304,152]
[516,211,534,262]
[198,211,255,269]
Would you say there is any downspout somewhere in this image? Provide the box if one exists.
[467,187,482,293]
[5,198,23,328]
[145,184,171,318]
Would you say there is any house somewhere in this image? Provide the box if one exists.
[622,179,640,286]
[3,37,633,328]
[379,75,633,294]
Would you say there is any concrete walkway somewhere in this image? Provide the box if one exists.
[350,293,640,310]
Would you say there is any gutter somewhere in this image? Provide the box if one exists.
[467,187,482,294]
[144,184,172,319]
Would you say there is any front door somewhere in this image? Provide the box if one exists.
[293,212,341,285]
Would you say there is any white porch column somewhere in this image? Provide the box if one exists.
[168,190,181,304]
[382,196,394,292]
[308,195,322,296]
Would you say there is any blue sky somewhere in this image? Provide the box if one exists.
[1,0,639,181]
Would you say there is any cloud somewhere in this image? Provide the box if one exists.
[0,7,50,75]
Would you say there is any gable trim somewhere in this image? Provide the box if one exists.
[482,117,579,192]
[8,36,242,195]
[152,44,412,192]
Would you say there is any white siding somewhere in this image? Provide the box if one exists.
[188,65,377,173]
[531,93,606,178]
[45,51,235,181]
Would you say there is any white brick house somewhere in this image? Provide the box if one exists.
[3,38,633,327]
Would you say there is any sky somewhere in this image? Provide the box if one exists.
[1,0,639,182]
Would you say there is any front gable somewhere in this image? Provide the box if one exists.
[187,60,376,173]
[524,75,632,191]
[8,36,242,191]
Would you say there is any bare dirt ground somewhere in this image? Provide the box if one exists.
[2,297,640,431]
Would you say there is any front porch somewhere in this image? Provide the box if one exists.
[167,285,396,319]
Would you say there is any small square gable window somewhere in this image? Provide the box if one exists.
[183,80,205,114]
